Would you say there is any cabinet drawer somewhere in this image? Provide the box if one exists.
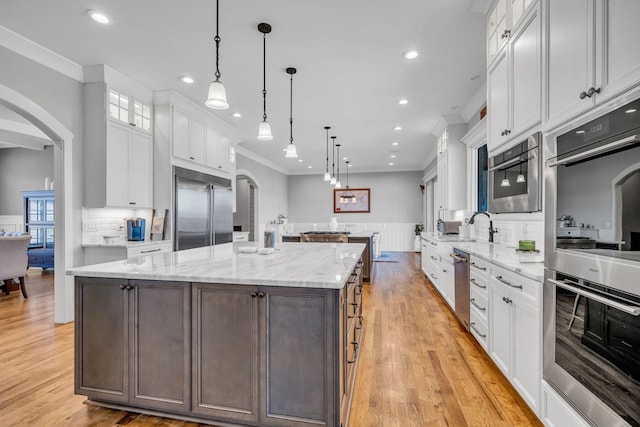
[127,242,172,258]
[490,265,540,305]
[470,286,488,317]
[470,310,488,349]
[28,253,44,265]
[470,257,490,276]
[470,271,489,294]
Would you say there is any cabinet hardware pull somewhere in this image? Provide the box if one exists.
[502,296,512,304]
[250,291,258,298]
[548,134,640,168]
[471,298,486,311]
[496,275,522,289]
[588,87,601,97]
[140,248,162,254]
[258,291,265,298]
[126,284,134,291]
[129,122,136,127]
[471,262,486,271]
[615,338,633,349]
[450,253,467,262]
[470,322,486,338]
[189,156,195,160]
[120,284,127,290]
[429,241,437,246]
[129,202,136,205]
[470,278,487,289]
[430,255,438,260]
[501,29,511,39]
[442,268,448,273]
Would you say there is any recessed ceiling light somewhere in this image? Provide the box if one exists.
[388,162,394,166]
[232,112,242,118]
[180,76,195,84]
[87,10,111,25]
[343,157,348,160]
[394,126,402,131]
[308,165,312,169]
[390,155,397,158]
[392,142,399,146]
[297,159,304,163]
[625,108,637,114]
[397,99,408,105]
[404,50,419,60]
[348,164,352,168]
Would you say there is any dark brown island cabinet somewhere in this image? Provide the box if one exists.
[74,260,364,427]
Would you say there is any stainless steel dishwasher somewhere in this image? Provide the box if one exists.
[450,249,470,331]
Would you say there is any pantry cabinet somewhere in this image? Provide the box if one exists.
[487,0,537,66]
[546,0,640,130]
[487,4,541,152]
[84,82,154,209]
[436,124,467,211]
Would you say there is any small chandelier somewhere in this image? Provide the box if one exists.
[323,126,331,181]
[284,67,298,158]
[205,0,229,109]
[257,23,273,140]
[330,136,337,185]
[335,144,342,188]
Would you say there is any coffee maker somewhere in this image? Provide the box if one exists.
[126,218,146,241]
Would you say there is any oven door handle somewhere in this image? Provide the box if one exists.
[547,134,640,167]
[488,155,530,172]
[549,278,640,316]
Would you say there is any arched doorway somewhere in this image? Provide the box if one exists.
[613,163,640,251]
[0,84,75,323]
[235,169,260,243]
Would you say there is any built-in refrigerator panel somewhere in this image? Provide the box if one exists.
[173,166,232,251]
[213,186,233,244]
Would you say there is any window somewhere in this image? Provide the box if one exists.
[109,89,129,123]
[477,144,488,212]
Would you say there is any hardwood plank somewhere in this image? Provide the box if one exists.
[0,256,540,426]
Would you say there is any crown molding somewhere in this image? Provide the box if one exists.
[0,25,83,82]
[235,145,289,175]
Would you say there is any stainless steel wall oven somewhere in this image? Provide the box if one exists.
[489,132,542,213]
[545,97,640,427]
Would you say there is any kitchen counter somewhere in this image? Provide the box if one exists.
[422,232,544,282]
[82,239,169,248]
[69,241,365,289]
[282,230,376,238]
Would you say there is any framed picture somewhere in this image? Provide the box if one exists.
[334,188,370,213]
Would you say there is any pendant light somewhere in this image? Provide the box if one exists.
[516,161,526,183]
[284,67,298,158]
[257,23,273,140]
[330,136,337,185]
[335,144,342,188]
[323,126,331,181]
[500,169,511,187]
[205,0,229,109]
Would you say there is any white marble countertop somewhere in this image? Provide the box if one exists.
[282,231,376,238]
[421,232,544,282]
[68,242,366,289]
[82,239,171,249]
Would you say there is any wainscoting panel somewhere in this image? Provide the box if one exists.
[0,215,23,233]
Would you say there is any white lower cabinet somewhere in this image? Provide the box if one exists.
[488,264,541,415]
[540,380,591,427]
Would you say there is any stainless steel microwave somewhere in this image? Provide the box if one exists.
[488,132,542,213]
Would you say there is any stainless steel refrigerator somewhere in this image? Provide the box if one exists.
[174,167,233,251]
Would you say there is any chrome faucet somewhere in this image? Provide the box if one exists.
[468,211,496,243]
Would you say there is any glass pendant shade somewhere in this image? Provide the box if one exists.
[257,120,273,140]
[335,180,341,189]
[351,195,357,203]
[516,174,526,183]
[285,143,298,158]
[330,176,336,185]
[323,172,331,181]
[206,80,229,109]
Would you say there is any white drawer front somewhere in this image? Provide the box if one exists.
[469,309,488,349]
[470,286,488,318]
[470,256,490,277]
[470,271,489,294]
[127,242,172,259]
[490,264,540,305]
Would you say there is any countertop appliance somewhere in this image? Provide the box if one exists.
[126,218,145,241]
[544,96,640,427]
[437,220,461,235]
[451,249,470,331]
[174,166,232,251]
[489,132,541,213]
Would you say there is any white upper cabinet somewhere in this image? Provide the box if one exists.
[487,4,541,152]
[546,0,640,130]
[487,0,537,66]
[436,124,467,211]
[206,125,230,173]
[84,79,154,209]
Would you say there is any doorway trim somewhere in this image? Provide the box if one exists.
[611,161,640,244]
[236,169,260,243]
[0,83,75,323]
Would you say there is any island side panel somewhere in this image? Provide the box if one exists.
[348,236,372,282]
[260,286,337,427]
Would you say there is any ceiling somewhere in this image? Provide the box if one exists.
[0,0,488,174]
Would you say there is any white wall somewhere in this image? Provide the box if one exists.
[234,178,250,232]
[0,146,54,215]
[287,171,423,223]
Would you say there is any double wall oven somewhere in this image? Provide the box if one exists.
[545,97,640,427]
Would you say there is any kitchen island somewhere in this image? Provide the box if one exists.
[68,242,366,427]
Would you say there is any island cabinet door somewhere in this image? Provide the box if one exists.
[75,277,129,403]
[259,286,338,427]
[128,280,190,412]
[191,283,259,424]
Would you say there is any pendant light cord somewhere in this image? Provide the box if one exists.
[325,127,330,174]
[214,0,221,81]
[336,144,340,182]
[289,72,293,144]
[331,136,336,178]
[262,32,267,122]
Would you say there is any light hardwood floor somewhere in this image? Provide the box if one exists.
[0,254,541,427]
